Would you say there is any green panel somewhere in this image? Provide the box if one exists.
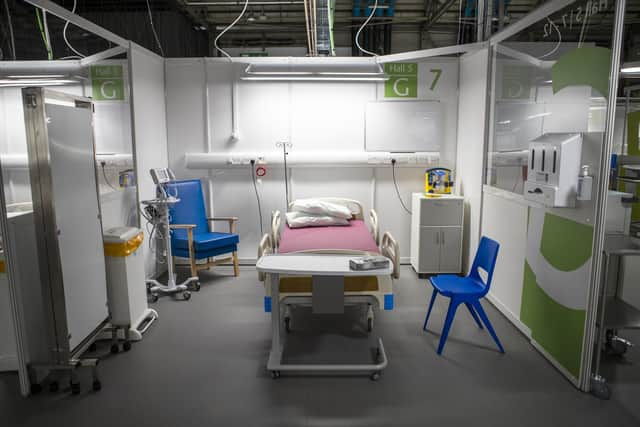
[625,112,640,221]
[91,65,125,101]
[540,213,593,272]
[520,262,585,379]
[384,63,417,98]
[551,46,611,98]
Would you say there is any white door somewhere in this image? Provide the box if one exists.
[418,227,441,273]
[439,227,462,273]
[46,103,108,350]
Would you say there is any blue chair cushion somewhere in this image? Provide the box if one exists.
[172,244,238,260]
[429,275,486,298]
[172,231,239,252]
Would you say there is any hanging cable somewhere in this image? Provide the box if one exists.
[391,159,412,215]
[355,0,378,56]
[42,10,52,59]
[62,0,85,58]
[145,0,165,56]
[214,0,249,61]
[3,0,15,60]
[35,9,52,60]
[250,160,264,236]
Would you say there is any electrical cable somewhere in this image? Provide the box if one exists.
[63,0,85,58]
[214,0,249,60]
[355,0,378,56]
[42,10,52,59]
[101,163,120,192]
[3,0,15,60]
[391,159,412,215]
[250,161,264,236]
[35,9,53,60]
[145,0,165,56]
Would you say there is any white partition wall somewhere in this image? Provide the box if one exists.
[455,48,490,273]
[129,43,169,278]
[166,56,461,262]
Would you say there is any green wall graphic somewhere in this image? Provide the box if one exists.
[384,63,417,98]
[91,65,125,101]
[540,213,593,272]
[551,46,611,98]
[622,111,640,222]
[521,262,586,378]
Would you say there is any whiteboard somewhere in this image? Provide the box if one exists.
[365,101,442,152]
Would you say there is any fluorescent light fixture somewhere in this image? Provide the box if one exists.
[241,63,389,81]
[621,61,640,74]
[526,112,552,120]
[7,74,66,79]
[497,120,512,125]
[0,75,81,88]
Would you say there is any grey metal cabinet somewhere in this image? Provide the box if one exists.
[410,194,463,274]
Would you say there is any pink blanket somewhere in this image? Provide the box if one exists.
[278,219,380,254]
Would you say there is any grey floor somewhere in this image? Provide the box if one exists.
[1,265,639,427]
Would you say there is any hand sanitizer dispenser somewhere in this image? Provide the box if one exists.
[524,133,582,208]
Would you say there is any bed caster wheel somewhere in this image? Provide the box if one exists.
[122,341,132,352]
[191,282,201,292]
[48,381,59,393]
[30,383,42,395]
[149,293,159,303]
[92,380,102,392]
[591,375,611,400]
[367,318,373,332]
[183,291,191,301]
[370,372,381,381]
[89,342,97,352]
[271,371,281,379]
[70,382,81,395]
[110,344,119,354]
[284,317,291,333]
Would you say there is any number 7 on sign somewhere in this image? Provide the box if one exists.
[429,69,442,91]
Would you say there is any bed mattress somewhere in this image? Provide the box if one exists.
[278,219,379,254]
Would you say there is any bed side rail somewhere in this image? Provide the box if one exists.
[369,209,380,246]
[381,232,400,279]
[257,233,273,282]
[271,210,281,250]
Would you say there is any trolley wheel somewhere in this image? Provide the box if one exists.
[70,382,81,395]
[88,342,97,352]
[370,372,381,381]
[271,370,281,379]
[48,381,59,393]
[110,344,120,354]
[30,383,42,395]
[122,341,132,352]
[367,318,373,333]
[284,317,291,333]
[92,380,102,392]
[183,291,191,301]
[149,293,159,303]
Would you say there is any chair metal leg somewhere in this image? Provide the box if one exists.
[423,289,438,331]
[471,300,505,353]
[190,257,197,278]
[437,299,460,355]
[232,252,240,276]
[465,302,484,330]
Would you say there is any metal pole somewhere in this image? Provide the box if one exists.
[582,0,627,392]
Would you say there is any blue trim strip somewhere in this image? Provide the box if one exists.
[264,296,272,313]
[384,294,394,310]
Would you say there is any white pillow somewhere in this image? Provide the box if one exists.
[290,199,353,219]
[286,211,349,228]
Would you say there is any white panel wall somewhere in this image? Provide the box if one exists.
[165,57,460,263]
[130,44,169,277]
[482,188,530,335]
[456,49,490,273]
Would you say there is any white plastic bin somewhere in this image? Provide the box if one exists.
[103,227,157,341]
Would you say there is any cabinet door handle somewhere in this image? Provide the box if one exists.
[441,230,445,245]
[436,231,439,244]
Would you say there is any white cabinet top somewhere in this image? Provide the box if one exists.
[256,254,393,276]
[412,193,464,201]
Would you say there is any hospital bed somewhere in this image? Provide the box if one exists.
[257,198,399,332]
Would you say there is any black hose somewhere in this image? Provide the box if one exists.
[251,160,264,236]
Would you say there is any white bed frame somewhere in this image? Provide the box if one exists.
[257,198,400,332]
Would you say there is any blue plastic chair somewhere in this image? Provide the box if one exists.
[422,236,504,355]
[166,180,240,278]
